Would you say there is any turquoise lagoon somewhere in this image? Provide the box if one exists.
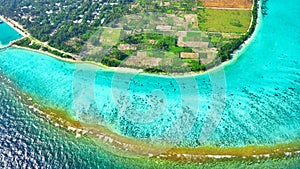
[0,21,23,47]
[0,0,300,167]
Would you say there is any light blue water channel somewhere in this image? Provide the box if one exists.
[0,21,22,47]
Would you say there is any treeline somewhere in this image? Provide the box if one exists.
[143,61,206,74]
[14,38,74,60]
[217,0,258,62]
[14,38,41,50]
[144,66,190,74]
[101,47,129,67]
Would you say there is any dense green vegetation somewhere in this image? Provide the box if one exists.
[0,0,196,54]
[0,0,134,53]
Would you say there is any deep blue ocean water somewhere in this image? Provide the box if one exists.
[0,0,300,168]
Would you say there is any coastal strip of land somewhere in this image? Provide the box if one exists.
[0,15,80,60]
[0,15,145,74]
[0,0,258,76]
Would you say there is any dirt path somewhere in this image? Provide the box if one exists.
[198,6,251,10]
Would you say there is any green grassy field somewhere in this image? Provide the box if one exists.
[100,27,122,46]
[198,9,252,33]
[147,51,178,58]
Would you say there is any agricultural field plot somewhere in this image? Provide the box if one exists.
[198,9,252,33]
[201,0,253,9]
[123,51,173,68]
[82,0,255,73]
[100,27,122,46]
[182,32,203,42]
[199,48,218,64]
[146,51,179,58]
[112,13,198,33]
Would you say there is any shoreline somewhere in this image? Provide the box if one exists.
[232,0,261,57]
[1,0,300,163]
[11,45,79,64]
[10,45,145,74]
[0,16,25,48]
[0,15,28,37]
[0,0,260,77]
[200,0,261,76]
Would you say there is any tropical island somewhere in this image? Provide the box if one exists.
[0,0,258,74]
[0,0,300,168]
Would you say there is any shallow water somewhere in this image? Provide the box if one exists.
[0,0,300,167]
[1,70,300,168]
[0,21,22,47]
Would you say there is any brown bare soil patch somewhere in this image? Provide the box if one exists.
[180,52,199,60]
[202,0,253,9]
[124,54,162,67]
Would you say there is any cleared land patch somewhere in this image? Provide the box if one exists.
[100,27,122,46]
[202,0,253,9]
